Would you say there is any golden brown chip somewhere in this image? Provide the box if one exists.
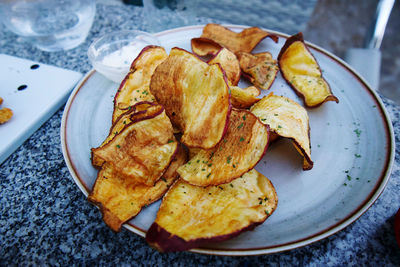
[191,37,222,57]
[91,102,162,168]
[88,145,187,232]
[278,33,339,107]
[150,47,231,149]
[230,85,261,109]
[145,169,278,252]
[112,46,168,123]
[237,51,279,90]
[250,93,313,170]
[192,23,279,56]
[177,109,269,186]
[208,48,241,86]
[91,106,178,186]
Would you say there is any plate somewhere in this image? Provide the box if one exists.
[61,25,395,256]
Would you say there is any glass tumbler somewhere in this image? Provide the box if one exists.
[0,0,96,52]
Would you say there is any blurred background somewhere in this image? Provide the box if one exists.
[306,0,399,104]
[62,0,399,105]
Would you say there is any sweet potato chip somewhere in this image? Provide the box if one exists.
[88,145,187,232]
[230,85,261,109]
[237,51,279,90]
[251,93,313,170]
[192,23,278,56]
[91,102,161,168]
[91,105,178,186]
[145,169,278,252]
[191,37,222,57]
[207,48,241,86]
[177,109,269,186]
[150,47,231,149]
[278,33,339,107]
[113,46,168,123]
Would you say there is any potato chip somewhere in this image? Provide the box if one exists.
[207,48,241,86]
[145,169,278,252]
[177,109,269,186]
[230,85,261,109]
[251,93,313,170]
[191,37,223,57]
[88,145,187,232]
[237,51,279,90]
[192,23,278,56]
[278,33,339,107]
[91,102,162,168]
[150,47,231,149]
[91,105,178,186]
[113,46,168,123]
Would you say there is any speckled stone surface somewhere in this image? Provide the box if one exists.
[1,2,399,266]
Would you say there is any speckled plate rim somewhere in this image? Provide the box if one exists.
[61,25,395,256]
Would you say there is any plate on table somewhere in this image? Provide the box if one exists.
[61,25,395,256]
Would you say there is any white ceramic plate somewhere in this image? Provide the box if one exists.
[61,25,395,256]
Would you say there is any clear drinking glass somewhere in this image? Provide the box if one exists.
[0,0,96,52]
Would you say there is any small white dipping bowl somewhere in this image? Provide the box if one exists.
[88,30,160,83]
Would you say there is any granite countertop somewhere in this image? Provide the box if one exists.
[1,2,399,266]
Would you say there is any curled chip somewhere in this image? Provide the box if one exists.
[150,47,231,149]
[145,169,278,252]
[88,145,187,232]
[208,48,241,86]
[192,23,278,56]
[237,51,279,90]
[230,86,261,109]
[177,109,269,186]
[251,93,313,170]
[278,33,339,107]
[113,46,168,123]
[91,102,161,168]
[191,37,222,57]
[191,23,278,56]
[91,104,178,186]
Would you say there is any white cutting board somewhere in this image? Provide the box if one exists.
[0,54,82,164]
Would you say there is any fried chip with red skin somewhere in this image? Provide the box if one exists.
[230,86,261,109]
[237,51,279,90]
[91,105,178,186]
[177,109,269,186]
[88,145,187,232]
[112,46,168,123]
[278,33,339,107]
[191,23,278,56]
[208,48,241,86]
[145,169,278,252]
[92,102,162,168]
[150,47,231,149]
[191,37,222,57]
[251,93,313,170]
